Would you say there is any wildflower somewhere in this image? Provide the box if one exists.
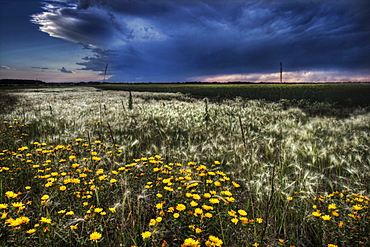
[327,245,338,247]
[338,221,344,228]
[40,217,52,224]
[256,218,263,223]
[5,191,18,199]
[232,181,241,187]
[70,224,78,230]
[214,181,221,186]
[110,179,117,183]
[209,198,220,204]
[204,212,213,218]
[228,210,237,217]
[192,194,201,200]
[149,219,156,226]
[238,209,247,216]
[205,235,223,247]
[194,208,203,215]
[252,243,260,247]
[328,203,337,210]
[322,215,331,221]
[25,186,31,190]
[332,211,339,217]
[176,204,186,211]
[182,238,201,247]
[190,201,198,207]
[141,231,152,239]
[156,217,162,222]
[278,239,285,243]
[287,197,293,201]
[203,193,212,198]
[231,218,239,224]
[66,211,74,215]
[109,208,116,213]
[94,208,103,213]
[0,203,8,209]
[26,229,36,234]
[202,205,214,210]
[11,202,25,208]
[221,191,232,196]
[312,211,321,217]
[41,195,49,200]
[59,186,67,191]
[173,213,180,218]
[1,212,8,219]
[90,232,102,242]
[156,193,163,198]
[352,204,363,211]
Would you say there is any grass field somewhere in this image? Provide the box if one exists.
[0,85,369,246]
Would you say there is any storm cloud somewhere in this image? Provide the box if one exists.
[31,0,370,82]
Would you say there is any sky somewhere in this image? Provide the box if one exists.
[0,0,369,83]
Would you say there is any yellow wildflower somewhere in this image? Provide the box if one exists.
[90,232,102,242]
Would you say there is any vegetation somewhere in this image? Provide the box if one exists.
[0,86,369,246]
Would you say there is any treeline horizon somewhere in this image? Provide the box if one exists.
[1,78,369,85]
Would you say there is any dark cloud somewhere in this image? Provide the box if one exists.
[60,67,74,73]
[31,0,370,81]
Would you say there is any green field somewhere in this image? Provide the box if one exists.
[95,83,370,107]
[0,86,369,246]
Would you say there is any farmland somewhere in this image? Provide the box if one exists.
[0,84,369,246]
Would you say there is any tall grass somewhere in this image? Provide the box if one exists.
[0,87,369,246]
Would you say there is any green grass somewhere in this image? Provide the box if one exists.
[0,87,369,246]
[94,83,370,107]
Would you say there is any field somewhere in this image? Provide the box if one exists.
[0,85,369,247]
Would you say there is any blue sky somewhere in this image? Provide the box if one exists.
[1,0,369,82]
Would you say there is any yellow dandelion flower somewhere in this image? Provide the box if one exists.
[322,215,331,221]
[176,204,186,211]
[173,213,180,218]
[12,202,25,208]
[231,218,239,224]
[214,181,221,186]
[209,198,220,204]
[328,203,337,210]
[40,217,52,224]
[5,191,18,199]
[59,186,67,191]
[232,181,241,188]
[149,219,156,226]
[238,209,247,216]
[202,205,214,210]
[204,212,213,218]
[352,204,363,211]
[312,211,322,217]
[141,231,152,239]
[194,208,203,215]
[0,203,8,209]
[203,193,212,198]
[90,232,102,242]
[26,229,37,234]
[156,217,162,222]
[182,237,200,247]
